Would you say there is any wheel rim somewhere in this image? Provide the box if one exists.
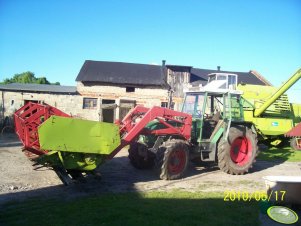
[295,138,301,150]
[168,149,186,175]
[230,136,252,166]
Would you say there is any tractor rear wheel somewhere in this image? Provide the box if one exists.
[156,139,189,180]
[290,137,301,151]
[217,126,258,175]
[128,142,155,169]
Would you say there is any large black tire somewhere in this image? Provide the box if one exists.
[128,142,155,169]
[290,137,301,151]
[217,126,258,175]
[156,139,189,180]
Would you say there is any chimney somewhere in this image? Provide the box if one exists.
[162,60,166,67]
[217,66,221,71]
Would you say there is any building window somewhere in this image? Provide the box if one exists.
[119,99,136,119]
[101,99,116,123]
[161,102,175,109]
[83,98,97,109]
[126,87,135,92]
[161,102,168,108]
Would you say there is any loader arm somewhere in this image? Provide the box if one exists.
[108,105,192,159]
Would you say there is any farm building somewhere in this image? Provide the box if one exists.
[0,84,79,129]
[76,60,270,122]
[0,60,270,128]
[76,60,192,122]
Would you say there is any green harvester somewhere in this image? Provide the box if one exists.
[237,68,301,148]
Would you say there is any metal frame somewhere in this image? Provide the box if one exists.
[119,105,192,142]
[14,102,70,155]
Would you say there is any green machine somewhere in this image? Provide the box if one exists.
[38,116,121,171]
[237,68,301,147]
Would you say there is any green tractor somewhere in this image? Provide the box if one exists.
[129,73,258,179]
[130,67,301,179]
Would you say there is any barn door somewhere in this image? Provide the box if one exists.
[119,100,136,120]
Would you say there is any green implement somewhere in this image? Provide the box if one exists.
[38,116,121,155]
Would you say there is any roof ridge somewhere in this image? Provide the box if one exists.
[85,60,161,67]
[7,83,75,88]
[250,70,272,86]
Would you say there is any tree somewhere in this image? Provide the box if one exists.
[1,72,60,85]
[36,77,48,84]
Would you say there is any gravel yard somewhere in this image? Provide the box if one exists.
[0,133,301,204]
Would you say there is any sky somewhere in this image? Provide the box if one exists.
[0,0,300,101]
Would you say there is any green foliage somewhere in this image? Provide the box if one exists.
[0,191,259,226]
[258,146,301,162]
[1,71,60,85]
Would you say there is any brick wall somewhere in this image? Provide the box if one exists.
[0,83,171,125]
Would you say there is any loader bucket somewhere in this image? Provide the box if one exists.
[38,116,121,155]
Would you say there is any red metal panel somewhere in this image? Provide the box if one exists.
[117,105,192,144]
[285,123,301,137]
[109,106,192,159]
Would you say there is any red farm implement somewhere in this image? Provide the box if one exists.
[14,102,193,183]
[14,102,70,156]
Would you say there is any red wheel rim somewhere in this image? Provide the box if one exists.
[230,136,252,166]
[168,149,186,175]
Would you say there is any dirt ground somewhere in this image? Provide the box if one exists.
[1,133,301,225]
[0,133,301,204]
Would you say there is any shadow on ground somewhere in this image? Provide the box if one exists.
[0,133,22,147]
[0,189,261,226]
[0,133,301,225]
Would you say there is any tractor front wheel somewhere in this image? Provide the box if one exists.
[156,139,189,180]
[128,142,155,169]
[218,126,258,175]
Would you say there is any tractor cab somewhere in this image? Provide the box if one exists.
[182,73,244,161]
[207,73,238,90]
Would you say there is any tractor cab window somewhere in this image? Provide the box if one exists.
[182,94,204,118]
[228,75,237,89]
[217,75,227,80]
[217,75,227,88]
[208,75,216,83]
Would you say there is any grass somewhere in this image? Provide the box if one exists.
[258,146,301,162]
[0,191,259,226]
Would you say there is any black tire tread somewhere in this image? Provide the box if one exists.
[128,142,155,169]
[217,126,258,175]
[156,139,189,180]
